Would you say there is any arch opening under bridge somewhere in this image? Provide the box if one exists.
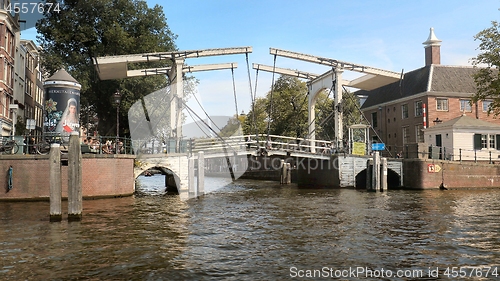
[355,167,401,189]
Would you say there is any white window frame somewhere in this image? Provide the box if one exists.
[401,104,408,119]
[415,124,424,142]
[436,98,448,111]
[402,126,410,144]
[415,100,423,117]
[460,99,472,112]
[483,100,492,112]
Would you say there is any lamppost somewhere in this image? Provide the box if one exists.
[113,90,122,153]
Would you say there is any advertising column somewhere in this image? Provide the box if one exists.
[43,69,82,142]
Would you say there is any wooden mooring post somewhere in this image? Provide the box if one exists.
[197,151,205,196]
[280,160,291,184]
[188,157,195,198]
[68,132,82,221]
[49,143,62,222]
[366,151,387,191]
[380,157,387,192]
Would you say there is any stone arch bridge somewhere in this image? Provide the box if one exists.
[134,135,404,199]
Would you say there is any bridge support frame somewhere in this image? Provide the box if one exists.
[307,68,343,153]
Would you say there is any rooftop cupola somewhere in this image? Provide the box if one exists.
[423,27,442,66]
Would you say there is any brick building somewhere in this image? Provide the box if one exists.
[359,28,498,156]
[0,2,44,138]
[0,1,19,136]
[20,39,44,137]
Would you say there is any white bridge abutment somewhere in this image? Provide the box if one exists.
[295,154,400,189]
[134,154,189,199]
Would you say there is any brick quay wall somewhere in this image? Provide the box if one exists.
[0,154,136,201]
[403,159,500,189]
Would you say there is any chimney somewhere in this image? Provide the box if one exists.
[422,27,442,66]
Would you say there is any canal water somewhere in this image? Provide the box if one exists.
[2,175,500,280]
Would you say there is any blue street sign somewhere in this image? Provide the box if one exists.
[371,143,385,151]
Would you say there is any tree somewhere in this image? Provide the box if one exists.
[243,75,363,143]
[243,76,309,138]
[471,20,500,115]
[36,0,177,137]
[218,114,245,137]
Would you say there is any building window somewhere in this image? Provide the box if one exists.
[401,104,408,119]
[415,100,423,116]
[436,98,448,111]
[415,124,424,142]
[371,112,378,128]
[402,126,410,144]
[460,99,472,112]
[483,100,492,112]
[474,134,499,150]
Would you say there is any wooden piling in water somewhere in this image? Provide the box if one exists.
[372,151,380,191]
[197,151,205,196]
[68,132,82,221]
[366,159,372,191]
[380,157,387,192]
[188,157,195,198]
[280,160,291,184]
[49,143,62,222]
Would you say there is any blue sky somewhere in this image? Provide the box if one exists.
[21,0,500,123]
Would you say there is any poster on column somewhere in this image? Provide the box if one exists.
[44,86,80,141]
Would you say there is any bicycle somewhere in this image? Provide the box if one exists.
[34,136,68,155]
[0,138,19,155]
[34,140,51,155]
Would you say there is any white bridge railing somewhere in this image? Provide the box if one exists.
[191,134,337,155]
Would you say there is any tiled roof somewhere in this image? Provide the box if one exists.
[429,114,500,130]
[430,65,477,93]
[360,65,478,109]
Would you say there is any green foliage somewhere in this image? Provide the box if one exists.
[243,75,363,142]
[15,116,26,136]
[219,114,245,137]
[471,20,500,115]
[243,76,308,138]
[36,0,177,136]
[339,90,364,137]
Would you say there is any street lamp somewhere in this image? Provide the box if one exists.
[113,90,122,153]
